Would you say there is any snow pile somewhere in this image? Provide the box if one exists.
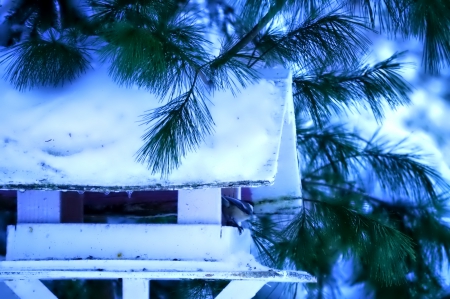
[0,64,292,190]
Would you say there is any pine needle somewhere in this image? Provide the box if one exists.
[0,29,91,90]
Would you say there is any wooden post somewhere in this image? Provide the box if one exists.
[60,192,84,223]
[10,190,82,299]
[17,191,83,223]
[177,189,221,224]
[122,279,149,299]
[17,191,61,223]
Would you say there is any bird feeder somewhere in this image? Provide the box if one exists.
[0,63,314,299]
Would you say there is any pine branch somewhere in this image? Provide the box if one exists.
[293,51,412,126]
[249,8,372,69]
[6,0,59,30]
[297,121,450,205]
[209,39,260,94]
[0,28,91,90]
[297,123,362,177]
[299,197,415,285]
[297,121,450,294]
[89,0,168,28]
[348,0,450,73]
[408,0,450,73]
[357,134,448,203]
[249,215,284,268]
[210,0,286,69]
[1,0,88,46]
[275,206,340,276]
[302,179,386,206]
[343,0,406,31]
[99,13,211,99]
[135,71,214,176]
[348,197,450,297]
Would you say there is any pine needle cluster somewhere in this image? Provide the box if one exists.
[250,123,450,298]
[3,0,446,174]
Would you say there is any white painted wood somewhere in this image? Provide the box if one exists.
[6,224,250,261]
[215,281,267,299]
[17,191,61,223]
[0,281,20,299]
[4,280,57,299]
[123,279,149,299]
[0,260,316,283]
[251,78,302,214]
[178,189,222,224]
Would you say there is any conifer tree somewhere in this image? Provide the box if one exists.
[1,0,450,298]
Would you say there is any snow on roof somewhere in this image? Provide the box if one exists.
[0,64,293,191]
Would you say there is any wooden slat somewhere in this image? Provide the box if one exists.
[0,269,315,282]
[4,280,57,299]
[215,281,266,299]
[0,260,316,283]
[6,224,246,261]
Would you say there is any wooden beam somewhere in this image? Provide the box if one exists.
[6,224,245,261]
[4,280,57,299]
[0,260,316,283]
[215,281,266,299]
[122,279,149,299]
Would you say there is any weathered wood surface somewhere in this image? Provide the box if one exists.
[6,224,251,261]
[123,279,149,299]
[4,280,57,299]
[0,260,316,283]
[215,281,267,299]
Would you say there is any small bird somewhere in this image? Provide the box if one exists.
[222,195,254,234]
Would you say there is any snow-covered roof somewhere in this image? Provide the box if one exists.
[0,64,293,191]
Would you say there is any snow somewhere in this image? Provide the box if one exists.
[0,62,292,190]
[251,76,302,212]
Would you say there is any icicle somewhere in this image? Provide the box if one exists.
[77,190,85,195]
[126,190,133,199]
[104,191,110,196]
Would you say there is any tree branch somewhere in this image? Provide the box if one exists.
[210,0,286,69]
[302,179,386,205]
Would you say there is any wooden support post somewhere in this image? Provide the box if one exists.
[16,191,83,223]
[60,192,84,223]
[4,280,58,299]
[17,191,61,223]
[215,281,266,299]
[178,189,221,224]
[122,279,149,299]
